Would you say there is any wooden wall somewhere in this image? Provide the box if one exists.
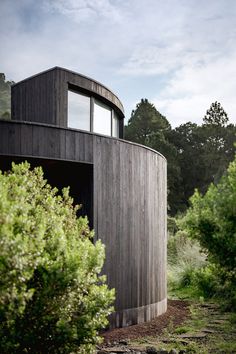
[93,136,167,326]
[0,120,167,328]
[11,67,124,131]
[11,70,56,125]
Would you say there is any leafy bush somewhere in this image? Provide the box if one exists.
[181,155,236,310]
[193,265,219,298]
[0,162,115,353]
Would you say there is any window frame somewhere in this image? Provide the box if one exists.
[67,87,120,138]
[67,89,91,132]
[93,99,112,136]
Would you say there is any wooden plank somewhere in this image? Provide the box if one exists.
[8,123,21,155]
[20,124,33,156]
[0,122,9,154]
[75,131,85,162]
[46,127,60,158]
[84,133,93,163]
[32,125,44,157]
[93,135,102,241]
[65,130,75,160]
[59,129,66,160]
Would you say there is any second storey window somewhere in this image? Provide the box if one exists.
[93,100,112,136]
[67,88,121,138]
[68,90,90,131]
[112,111,119,138]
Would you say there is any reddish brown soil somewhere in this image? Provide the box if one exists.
[102,300,190,343]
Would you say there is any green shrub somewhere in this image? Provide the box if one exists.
[0,162,115,353]
[181,155,236,310]
[229,313,236,324]
[193,265,218,298]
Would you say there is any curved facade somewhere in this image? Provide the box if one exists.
[0,67,167,327]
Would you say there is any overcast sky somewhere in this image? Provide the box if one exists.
[1,0,236,127]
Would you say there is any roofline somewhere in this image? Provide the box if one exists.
[12,66,124,114]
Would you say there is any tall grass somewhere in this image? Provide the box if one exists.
[167,217,236,309]
[168,229,208,299]
[167,216,218,299]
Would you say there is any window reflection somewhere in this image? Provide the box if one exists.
[112,111,119,138]
[93,100,111,136]
[67,89,121,137]
[68,90,90,131]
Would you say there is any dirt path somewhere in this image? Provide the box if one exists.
[102,300,189,343]
[97,300,236,354]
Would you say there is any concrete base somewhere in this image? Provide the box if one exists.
[109,297,167,328]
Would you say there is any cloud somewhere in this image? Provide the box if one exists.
[118,0,236,79]
[44,0,122,23]
[1,0,236,127]
[0,0,128,83]
[119,45,182,76]
[153,51,236,126]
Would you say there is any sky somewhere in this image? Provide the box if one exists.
[1,0,236,127]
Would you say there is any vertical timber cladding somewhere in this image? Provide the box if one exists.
[93,135,167,328]
[0,120,167,328]
[11,69,56,124]
[9,66,167,328]
[11,67,125,130]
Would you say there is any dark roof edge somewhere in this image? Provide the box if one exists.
[12,66,124,114]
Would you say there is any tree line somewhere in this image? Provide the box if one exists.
[125,99,236,215]
[1,72,235,216]
[0,73,13,119]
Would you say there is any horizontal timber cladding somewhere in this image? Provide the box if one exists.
[0,119,167,328]
[11,67,124,127]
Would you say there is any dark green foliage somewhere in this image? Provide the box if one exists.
[203,101,228,126]
[168,122,204,212]
[0,162,115,353]
[125,99,236,215]
[168,119,236,212]
[194,266,219,298]
[125,99,182,215]
[0,73,13,119]
[125,98,170,145]
[181,156,236,309]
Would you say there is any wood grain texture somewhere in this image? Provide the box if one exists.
[93,136,167,326]
[0,120,167,327]
[11,67,124,136]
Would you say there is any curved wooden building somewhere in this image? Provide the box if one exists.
[0,67,167,327]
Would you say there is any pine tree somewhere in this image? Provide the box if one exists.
[203,101,228,126]
[125,98,170,145]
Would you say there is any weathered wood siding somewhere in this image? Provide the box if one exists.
[0,120,93,163]
[11,70,56,125]
[11,67,124,132]
[0,120,167,328]
[93,136,167,326]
